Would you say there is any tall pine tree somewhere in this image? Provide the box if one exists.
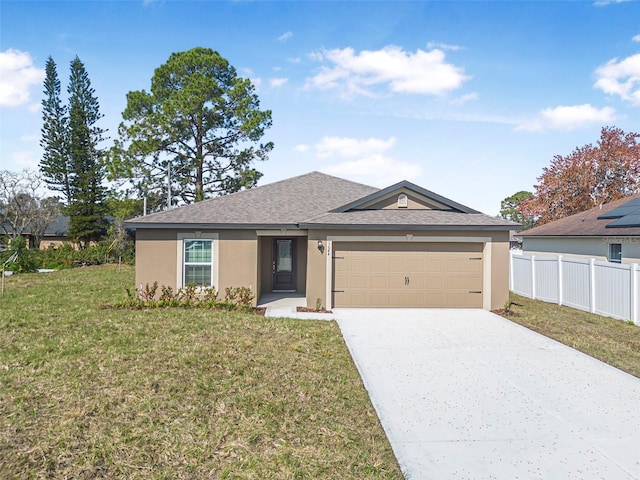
[40,57,71,204]
[66,56,107,247]
[39,56,107,247]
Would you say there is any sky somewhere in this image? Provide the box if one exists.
[1,0,640,216]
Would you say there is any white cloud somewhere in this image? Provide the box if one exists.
[0,49,45,108]
[450,92,479,106]
[19,133,39,142]
[294,144,309,153]
[426,41,462,51]
[11,150,39,169]
[594,53,640,104]
[633,34,640,42]
[314,136,396,158]
[322,154,422,185]
[594,0,629,6]
[278,31,293,42]
[305,45,469,97]
[269,77,288,88]
[517,104,616,131]
[307,135,420,185]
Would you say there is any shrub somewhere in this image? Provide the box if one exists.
[112,282,257,312]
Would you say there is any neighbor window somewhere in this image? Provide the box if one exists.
[608,243,622,263]
[184,239,213,286]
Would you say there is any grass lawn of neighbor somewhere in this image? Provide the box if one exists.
[502,292,640,379]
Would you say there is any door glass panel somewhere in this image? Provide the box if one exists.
[277,240,292,272]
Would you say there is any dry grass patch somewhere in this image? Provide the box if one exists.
[0,265,402,479]
[503,293,640,378]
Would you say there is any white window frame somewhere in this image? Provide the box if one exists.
[608,243,622,263]
[177,233,219,289]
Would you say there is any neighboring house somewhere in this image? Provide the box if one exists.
[521,194,640,264]
[124,172,519,310]
[1,215,118,249]
[1,215,70,249]
[37,215,71,249]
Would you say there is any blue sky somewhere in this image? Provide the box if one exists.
[1,1,639,215]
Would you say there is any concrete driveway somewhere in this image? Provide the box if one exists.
[334,308,640,480]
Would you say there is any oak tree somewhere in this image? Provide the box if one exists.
[110,47,273,205]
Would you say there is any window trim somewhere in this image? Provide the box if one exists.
[176,232,219,289]
[608,243,622,264]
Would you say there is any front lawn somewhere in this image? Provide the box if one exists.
[0,265,402,479]
[503,293,640,378]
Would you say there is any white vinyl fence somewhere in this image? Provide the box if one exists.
[510,253,639,324]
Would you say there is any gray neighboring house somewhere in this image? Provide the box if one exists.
[1,216,70,249]
[125,171,519,310]
[521,194,640,264]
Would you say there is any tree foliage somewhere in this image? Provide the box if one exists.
[39,56,108,246]
[66,57,108,246]
[500,191,534,229]
[520,126,640,225]
[40,57,70,204]
[0,170,60,248]
[110,47,273,205]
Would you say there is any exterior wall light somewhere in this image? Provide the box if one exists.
[317,240,324,253]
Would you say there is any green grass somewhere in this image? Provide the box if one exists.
[0,265,403,479]
[503,293,640,378]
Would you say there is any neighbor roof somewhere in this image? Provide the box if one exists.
[125,171,518,231]
[521,194,640,237]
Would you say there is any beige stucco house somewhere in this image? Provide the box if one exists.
[124,172,519,310]
[521,194,640,264]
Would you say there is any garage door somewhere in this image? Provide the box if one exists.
[332,242,483,308]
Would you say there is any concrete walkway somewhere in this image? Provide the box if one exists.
[257,294,334,320]
[334,308,640,480]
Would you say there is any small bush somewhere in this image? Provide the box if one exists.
[110,282,257,313]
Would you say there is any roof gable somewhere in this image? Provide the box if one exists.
[331,180,481,214]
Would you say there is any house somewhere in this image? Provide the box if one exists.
[520,194,640,264]
[1,215,70,249]
[124,172,519,310]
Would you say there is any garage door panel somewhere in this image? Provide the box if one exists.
[333,242,484,308]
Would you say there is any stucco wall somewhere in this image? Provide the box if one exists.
[523,236,640,264]
[136,227,511,310]
[135,229,259,304]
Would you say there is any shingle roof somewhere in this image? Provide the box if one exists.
[124,171,519,231]
[302,210,516,230]
[521,194,640,237]
[125,172,378,227]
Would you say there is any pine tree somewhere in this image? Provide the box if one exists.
[39,57,71,204]
[65,56,108,247]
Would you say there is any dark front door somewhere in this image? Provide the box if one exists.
[273,238,296,291]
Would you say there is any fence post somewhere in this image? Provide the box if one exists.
[509,251,513,291]
[589,258,596,314]
[632,263,638,325]
[531,255,536,300]
[558,255,563,306]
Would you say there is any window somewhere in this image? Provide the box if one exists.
[608,243,622,263]
[397,193,408,208]
[184,239,213,286]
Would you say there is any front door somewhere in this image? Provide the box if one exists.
[273,238,296,291]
